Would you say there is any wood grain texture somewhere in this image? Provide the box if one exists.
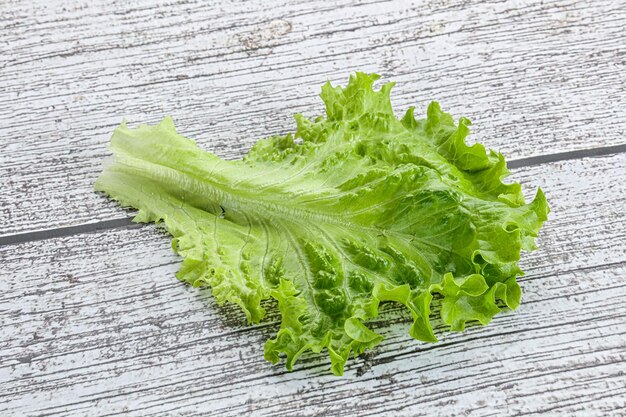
[2,0,626,235]
[1,154,625,416]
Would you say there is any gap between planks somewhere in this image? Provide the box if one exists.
[1,142,625,247]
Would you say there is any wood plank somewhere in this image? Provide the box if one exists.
[1,154,625,415]
[2,0,626,235]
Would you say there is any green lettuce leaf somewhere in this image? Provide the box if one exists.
[95,73,549,375]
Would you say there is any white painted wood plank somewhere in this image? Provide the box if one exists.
[2,0,626,235]
[1,154,625,416]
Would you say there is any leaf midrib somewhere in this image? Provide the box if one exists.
[117,147,470,266]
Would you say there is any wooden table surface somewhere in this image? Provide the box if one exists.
[2,0,625,415]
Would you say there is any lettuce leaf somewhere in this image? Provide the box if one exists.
[95,73,549,375]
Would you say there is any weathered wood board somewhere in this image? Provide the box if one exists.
[2,0,626,235]
[2,0,626,415]
[1,154,625,416]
